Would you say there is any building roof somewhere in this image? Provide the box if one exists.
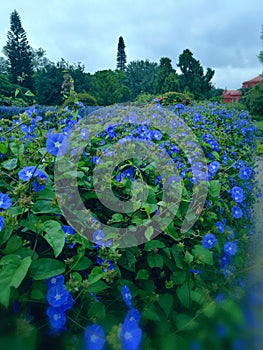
[222,89,242,96]
[242,75,263,84]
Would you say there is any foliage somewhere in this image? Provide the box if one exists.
[154,57,179,94]
[177,49,215,99]
[3,10,33,89]
[258,24,263,65]
[126,59,158,100]
[116,36,127,71]
[241,83,263,118]
[152,91,193,106]
[0,99,258,349]
[63,92,98,108]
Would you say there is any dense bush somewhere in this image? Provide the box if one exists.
[63,92,98,109]
[151,91,193,107]
[0,101,258,349]
[242,83,263,119]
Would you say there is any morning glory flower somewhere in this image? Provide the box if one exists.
[62,225,75,248]
[0,216,4,231]
[231,186,244,203]
[223,242,237,256]
[150,129,162,140]
[46,133,69,156]
[120,314,142,350]
[47,284,72,308]
[46,306,66,330]
[239,166,252,180]
[208,161,220,175]
[18,166,42,181]
[84,324,106,350]
[0,193,12,210]
[122,285,133,309]
[216,221,225,234]
[93,229,112,248]
[202,233,217,249]
[80,128,89,140]
[32,173,48,192]
[97,257,114,272]
[232,206,243,219]
[46,275,65,289]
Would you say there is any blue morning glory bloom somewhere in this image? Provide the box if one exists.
[231,186,244,203]
[18,166,42,181]
[208,161,220,175]
[80,128,89,140]
[93,229,112,248]
[0,193,12,209]
[150,129,162,140]
[62,225,76,248]
[232,206,243,219]
[223,242,237,256]
[239,166,252,180]
[46,306,66,330]
[32,173,48,192]
[46,284,72,308]
[0,216,4,231]
[84,324,106,350]
[216,221,225,233]
[202,233,217,249]
[125,308,141,324]
[122,285,133,308]
[46,274,65,289]
[97,257,114,272]
[46,133,69,156]
[120,314,142,350]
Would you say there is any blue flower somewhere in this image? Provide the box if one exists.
[216,221,225,233]
[116,167,135,182]
[190,269,202,275]
[0,216,4,231]
[202,233,217,249]
[92,156,103,165]
[122,285,133,308]
[62,225,76,248]
[46,306,66,331]
[208,161,220,175]
[223,242,237,256]
[46,133,69,156]
[232,206,243,219]
[0,193,12,209]
[32,173,48,192]
[239,166,252,180]
[120,313,142,350]
[80,128,89,140]
[231,186,244,203]
[93,229,112,248]
[97,257,114,272]
[84,324,106,350]
[47,284,72,308]
[150,129,162,140]
[46,274,65,289]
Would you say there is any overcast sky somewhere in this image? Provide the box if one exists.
[0,0,262,90]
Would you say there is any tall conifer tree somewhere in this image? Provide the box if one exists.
[116,36,127,71]
[3,10,33,88]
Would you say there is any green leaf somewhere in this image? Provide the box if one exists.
[15,88,19,97]
[88,302,106,321]
[0,255,31,307]
[144,240,166,251]
[209,180,221,197]
[1,158,18,170]
[176,283,191,309]
[70,256,92,271]
[142,307,161,322]
[25,90,35,97]
[88,267,104,285]
[0,226,13,247]
[192,245,214,265]
[147,254,164,269]
[184,251,194,264]
[43,220,65,257]
[144,226,154,241]
[158,293,173,317]
[136,269,150,280]
[29,258,65,280]
[10,142,24,157]
[86,280,110,293]
[175,313,198,331]
[170,245,184,269]
[0,142,8,154]
[111,213,123,222]
[3,235,23,254]
[32,200,61,214]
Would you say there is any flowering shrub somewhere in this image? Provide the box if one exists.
[151,91,193,107]
[0,101,258,349]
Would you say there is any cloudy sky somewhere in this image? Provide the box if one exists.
[0,0,262,90]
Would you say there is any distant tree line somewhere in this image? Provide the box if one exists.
[0,10,221,107]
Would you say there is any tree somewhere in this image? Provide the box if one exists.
[3,10,33,89]
[153,57,179,94]
[116,36,127,71]
[258,25,263,65]
[126,59,158,99]
[177,49,214,99]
